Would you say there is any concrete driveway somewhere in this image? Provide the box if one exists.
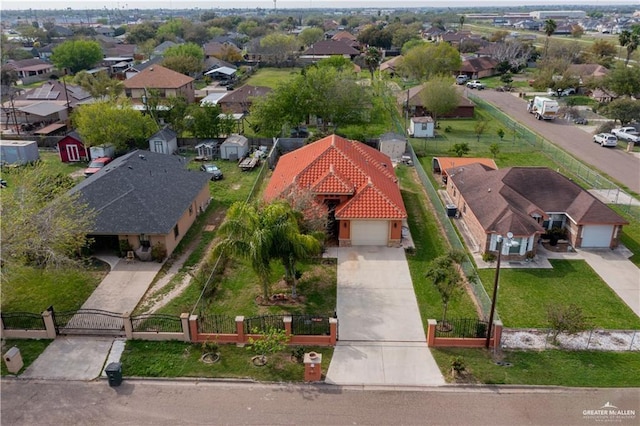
[325,246,444,386]
[81,256,163,313]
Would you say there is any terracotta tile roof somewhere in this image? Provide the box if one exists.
[435,157,497,175]
[265,134,406,220]
[448,165,628,237]
[123,64,194,89]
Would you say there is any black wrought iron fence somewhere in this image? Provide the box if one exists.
[244,315,285,334]
[1,311,45,330]
[131,314,182,333]
[291,315,330,336]
[435,318,488,338]
[198,314,236,334]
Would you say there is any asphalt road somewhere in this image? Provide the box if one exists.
[469,89,640,194]
[1,379,639,425]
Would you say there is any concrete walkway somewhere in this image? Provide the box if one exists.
[325,246,445,386]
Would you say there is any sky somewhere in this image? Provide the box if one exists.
[2,0,639,10]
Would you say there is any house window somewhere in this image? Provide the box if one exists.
[421,123,428,130]
[173,224,179,238]
[139,234,150,248]
[463,203,467,213]
[453,188,456,197]
[189,205,193,216]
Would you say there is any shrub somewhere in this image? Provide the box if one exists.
[118,239,132,257]
[482,252,496,263]
[450,356,466,373]
[151,242,167,262]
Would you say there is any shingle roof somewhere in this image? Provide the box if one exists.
[123,65,194,89]
[302,39,360,56]
[448,165,628,237]
[149,126,177,142]
[265,134,406,220]
[70,150,210,235]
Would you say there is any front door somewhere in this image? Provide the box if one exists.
[66,144,80,162]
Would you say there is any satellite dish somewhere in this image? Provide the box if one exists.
[507,232,514,239]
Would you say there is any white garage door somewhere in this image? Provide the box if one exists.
[350,220,389,246]
[582,225,613,247]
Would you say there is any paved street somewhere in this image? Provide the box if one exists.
[471,89,640,194]
[2,379,638,425]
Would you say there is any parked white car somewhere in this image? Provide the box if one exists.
[547,87,576,97]
[466,80,485,90]
[593,133,618,147]
[456,75,469,85]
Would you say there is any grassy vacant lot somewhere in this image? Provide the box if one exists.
[476,259,640,329]
[396,165,478,326]
[431,347,640,387]
[0,339,52,376]
[245,67,301,89]
[120,340,333,382]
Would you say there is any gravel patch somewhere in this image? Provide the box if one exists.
[502,329,640,351]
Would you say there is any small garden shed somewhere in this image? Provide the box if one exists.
[148,126,178,155]
[378,132,406,161]
[0,140,39,165]
[195,140,220,160]
[220,134,249,161]
[409,116,435,138]
[57,131,88,163]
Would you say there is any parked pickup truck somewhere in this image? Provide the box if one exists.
[466,80,485,90]
[611,127,640,143]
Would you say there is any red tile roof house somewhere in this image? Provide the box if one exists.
[264,134,407,247]
[123,64,195,104]
[446,164,628,260]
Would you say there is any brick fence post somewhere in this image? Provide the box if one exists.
[180,313,191,342]
[235,316,245,345]
[123,312,133,339]
[427,319,437,347]
[329,318,338,345]
[283,316,292,339]
[189,315,199,343]
[492,320,503,349]
[41,310,57,339]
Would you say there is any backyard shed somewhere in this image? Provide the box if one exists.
[379,132,406,161]
[148,126,178,155]
[220,134,249,161]
[195,140,220,160]
[89,144,115,160]
[0,140,39,165]
[57,131,88,163]
[409,116,435,138]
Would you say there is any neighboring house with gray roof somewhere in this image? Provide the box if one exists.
[71,150,211,259]
[446,165,628,259]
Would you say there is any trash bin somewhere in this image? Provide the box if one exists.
[105,362,122,387]
[4,347,24,374]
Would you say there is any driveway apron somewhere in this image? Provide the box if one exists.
[325,247,444,386]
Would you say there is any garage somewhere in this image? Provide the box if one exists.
[581,225,614,248]
[350,220,389,246]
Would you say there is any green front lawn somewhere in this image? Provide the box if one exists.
[120,340,333,382]
[1,262,108,313]
[431,347,640,387]
[477,259,640,329]
[612,205,640,267]
[0,339,52,376]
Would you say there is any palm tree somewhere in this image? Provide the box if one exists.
[459,15,465,30]
[215,201,322,300]
[543,19,557,57]
[215,202,272,299]
[619,26,640,66]
[364,46,382,79]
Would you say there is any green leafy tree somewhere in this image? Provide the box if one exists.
[298,27,324,47]
[156,18,185,41]
[419,75,461,128]
[260,33,298,65]
[125,22,158,44]
[489,143,500,159]
[618,25,640,66]
[543,19,557,57]
[317,56,353,72]
[604,66,640,98]
[497,128,505,141]
[73,70,123,100]
[357,26,393,49]
[187,103,235,139]
[162,55,203,76]
[163,42,205,61]
[399,42,462,81]
[425,250,466,326]
[603,97,640,125]
[451,143,470,157]
[391,24,421,50]
[1,164,95,269]
[51,39,103,74]
[72,100,157,150]
[587,40,617,68]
